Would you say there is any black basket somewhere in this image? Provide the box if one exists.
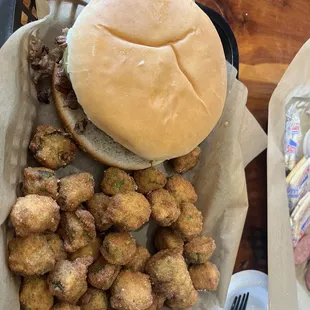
[0,0,239,71]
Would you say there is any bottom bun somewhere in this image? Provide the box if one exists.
[52,64,161,170]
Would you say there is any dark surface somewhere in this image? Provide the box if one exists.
[0,0,17,47]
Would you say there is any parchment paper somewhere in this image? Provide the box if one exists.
[267,40,310,310]
[0,1,267,309]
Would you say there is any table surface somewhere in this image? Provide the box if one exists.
[198,0,310,274]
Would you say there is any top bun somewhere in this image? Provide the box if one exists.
[67,0,227,161]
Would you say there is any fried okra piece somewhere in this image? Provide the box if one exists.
[172,203,203,239]
[165,175,197,204]
[23,167,58,199]
[101,167,137,195]
[125,245,151,272]
[147,189,180,227]
[171,147,201,174]
[59,208,96,253]
[154,227,184,253]
[29,125,77,169]
[8,234,56,276]
[111,270,153,310]
[100,232,136,265]
[86,193,112,231]
[70,237,101,261]
[20,276,54,310]
[58,172,95,212]
[107,192,151,231]
[47,258,92,304]
[88,255,121,290]
[189,262,220,291]
[133,167,167,194]
[46,233,68,262]
[52,304,80,310]
[78,288,108,310]
[166,288,198,309]
[145,293,165,310]
[10,194,60,237]
[184,236,216,264]
[145,249,197,306]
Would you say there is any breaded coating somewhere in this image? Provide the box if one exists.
[145,293,165,310]
[107,192,151,231]
[10,195,60,237]
[78,288,108,310]
[147,189,180,227]
[46,233,67,262]
[20,276,54,310]
[133,167,167,194]
[23,167,58,199]
[145,249,197,306]
[70,237,101,262]
[47,258,92,304]
[111,270,153,310]
[58,172,95,212]
[88,255,121,290]
[166,288,198,309]
[154,227,184,253]
[165,175,197,204]
[172,203,203,239]
[125,245,151,272]
[100,232,136,265]
[59,208,96,253]
[171,147,201,174]
[189,262,220,291]
[29,125,77,169]
[86,193,112,231]
[52,303,80,310]
[184,236,216,264]
[8,234,56,276]
[101,167,137,195]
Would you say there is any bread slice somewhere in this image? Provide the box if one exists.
[52,64,162,170]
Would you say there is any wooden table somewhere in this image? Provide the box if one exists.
[198,0,310,274]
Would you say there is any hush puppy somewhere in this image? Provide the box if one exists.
[171,147,201,174]
[101,167,137,195]
[154,227,184,253]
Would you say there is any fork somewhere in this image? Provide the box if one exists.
[229,292,249,310]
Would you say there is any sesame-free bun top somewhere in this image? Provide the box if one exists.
[67,0,227,161]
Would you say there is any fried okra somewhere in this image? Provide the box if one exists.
[165,175,197,204]
[145,249,197,306]
[58,172,95,212]
[70,237,102,262]
[101,167,137,195]
[111,270,153,310]
[125,245,151,272]
[59,208,96,253]
[133,167,167,194]
[78,288,108,310]
[10,194,60,237]
[86,193,112,231]
[147,189,180,227]
[20,276,54,310]
[52,304,80,310]
[166,288,198,309]
[100,232,136,265]
[88,255,121,290]
[29,125,77,169]
[8,234,56,276]
[189,262,220,291]
[154,227,184,253]
[172,203,203,239]
[145,293,165,310]
[171,147,201,174]
[107,192,151,231]
[46,233,67,262]
[23,167,58,199]
[47,258,92,304]
[184,236,216,264]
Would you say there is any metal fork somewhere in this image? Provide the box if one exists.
[229,292,249,310]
